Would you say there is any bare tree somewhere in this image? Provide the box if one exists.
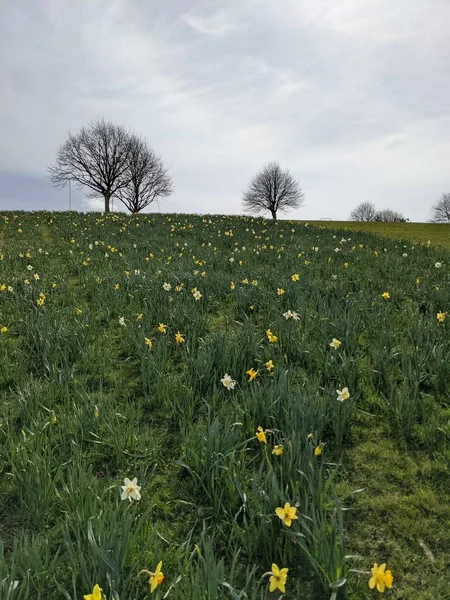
[374,209,408,222]
[430,193,450,223]
[242,162,304,220]
[48,119,132,213]
[350,201,377,222]
[116,135,173,213]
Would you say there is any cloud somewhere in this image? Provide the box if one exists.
[0,0,449,221]
[183,11,237,36]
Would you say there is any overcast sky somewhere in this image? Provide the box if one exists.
[1,0,449,220]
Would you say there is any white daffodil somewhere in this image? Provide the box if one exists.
[283,310,300,321]
[220,373,237,390]
[336,387,350,402]
[121,477,141,501]
[330,338,341,350]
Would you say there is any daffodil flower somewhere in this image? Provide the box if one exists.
[120,477,141,501]
[336,387,350,402]
[246,367,258,381]
[220,374,236,390]
[255,426,267,444]
[84,584,103,600]
[175,331,185,344]
[149,561,164,593]
[368,563,393,593]
[275,502,298,527]
[268,563,288,593]
[139,561,165,594]
[265,359,274,372]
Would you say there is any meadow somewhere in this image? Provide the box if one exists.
[302,221,450,251]
[0,212,449,600]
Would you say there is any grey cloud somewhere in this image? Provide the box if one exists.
[0,0,449,221]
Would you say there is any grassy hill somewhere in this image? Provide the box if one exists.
[0,212,448,599]
[298,221,450,250]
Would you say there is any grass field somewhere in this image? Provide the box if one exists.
[0,212,449,600]
[300,221,450,250]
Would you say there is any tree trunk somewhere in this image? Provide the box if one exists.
[271,210,277,220]
[104,191,110,213]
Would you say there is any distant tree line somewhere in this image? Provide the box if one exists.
[350,202,408,222]
[350,196,450,224]
[49,118,449,221]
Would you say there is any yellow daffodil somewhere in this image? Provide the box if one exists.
[437,311,446,323]
[277,288,285,296]
[114,284,120,290]
[157,323,167,334]
[84,584,102,600]
[149,561,164,593]
[230,281,236,290]
[144,337,153,347]
[369,563,393,593]
[344,262,349,268]
[381,291,390,299]
[268,564,288,593]
[314,445,322,456]
[272,445,283,456]
[0,326,7,333]
[255,426,267,444]
[136,313,143,320]
[94,405,99,418]
[291,273,300,281]
[265,359,274,372]
[275,502,298,527]
[175,331,185,344]
[266,329,278,343]
[246,367,258,381]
